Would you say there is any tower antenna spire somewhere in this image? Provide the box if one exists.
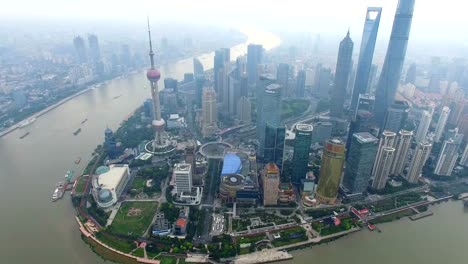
[147,16,155,69]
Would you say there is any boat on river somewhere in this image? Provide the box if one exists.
[73,128,81,135]
[81,118,88,124]
[19,132,30,139]
[75,157,81,164]
[51,181,65,202]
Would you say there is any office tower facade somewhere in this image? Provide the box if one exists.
[415,110,432,143]
[195,77,205,109]
[240,73,248,97]
[264,123,286,170]
[277,63,290,96]
[214,48,230,100]
[351,7,382,112]
[434,106,451,142]
[257,84,282,156]
[315,138,346,204]
[390,130,414,176]
[383,100,410,133]
[296,70,306,98]
[330,31,354,118]
[434,138,459,176]
[343,132,378,194]
[261,163,280,206]
[373,0,416,128]
[448,99,465,127]
[346,110,373,155]
[460,144,468,167]
[236,96,251,124]
[292,124,313,184]
[317,68,332,99]
[202,87,218,138]
[228,72,240,115]
[405,63,417,84]
[193,58,204,77]
[174,163,192,194]
[88,34,100,63]
[73,36,87,63]
[247,44,263,85]
[406,141,432,183]
[371,131,397,189]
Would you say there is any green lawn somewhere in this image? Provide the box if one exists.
[132,177,146,190]
[74,176,88,194]
[156,255,177,264]
[95,232,137,253]
[109,201,158,236]
[132,247,145,257]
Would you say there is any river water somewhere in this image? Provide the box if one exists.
[0,28,280,263]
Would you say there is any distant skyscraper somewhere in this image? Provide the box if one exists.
[317,67,332,99]
[373,0,416,129]
[277,63,290,96]
[434,106,451,142]
[343,132,378,194]
[434,138,459,176]
[261,163,280,206]
[351,7,382,112]
[315,138,346,204]
[88,34,100,63]
[228,72,240,115]
[202,87,218,138]
[257,84,282,156]
[214,48,230,101]
[330,31,354,119]
[296,70,306,98]
[292,124,313,184]
[236,96,251,124]
[406,140,431,183]
[383,100,410,133]
[390,130,414,176]
[73,36,87,63]
[405,63,417,84]
[193,58,204,77]
[264,123,286,170]
[247,44,263,86]
[240,73,248,97]
[415,110,432,143]
[371,131,397,189]
[195,77,205,109]
[174,163,192,195]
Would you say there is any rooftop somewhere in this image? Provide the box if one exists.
[354,132,378,143]
[221,153,242,175]
[296,124,313,132]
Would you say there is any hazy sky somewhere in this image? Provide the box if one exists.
[2,0,468,45]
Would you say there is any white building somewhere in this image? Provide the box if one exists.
[371,147,395,190]
[434,138,459,176]
[174,163,192,195]
[92,164,130,209]
[406,141,432,183]
[390,130,413,176]
[415,110,432,143]
[434,106,451,143]
[372,130,396,179]
[459,144,468,167]
[202,87,218,138]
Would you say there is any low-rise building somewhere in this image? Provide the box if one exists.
[92,164,130,209]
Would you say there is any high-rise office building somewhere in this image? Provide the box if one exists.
[434,138,459,176]
[383,100,410,133]
[330,31,354,119]
[346,110,373,156]
[292,124,313,184]
[343,132,378,194]
[434,106,451,142]
[296,70,306,98]
[247,44,263,85]
[373,0,415,129]
[240,73,248,97]
[88,34,100,64]
[316,67,332,99]
[406,141,432,183]
[195,77,205,109]
[371,131,397,189]
[261,163,280,206]
[357,94,375,113]
[277,63,290,96]
[264,123,286,170]
[448,99,465,127]
[390,130,414,176]
[257,84,282,156]
[228,72,241,115]
[405,63,417,84]
[174,163,192,195]
[351,7,382,112]
[315,138,346,204]
[236,96,251,124]
[202,87,218,138]
[73,36,87,63]
[415,110,432,143]
[214,48,230,101]
[193,58,204,77]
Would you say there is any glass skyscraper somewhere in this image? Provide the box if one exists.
[374,0,415,129]
[264,123,286,170]
[351,7,382,112]
[292,124,313,184]
[343,132,378,194]
[257,84,282,157]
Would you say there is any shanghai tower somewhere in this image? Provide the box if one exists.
[350,7,382,113]
[373,0,415,129]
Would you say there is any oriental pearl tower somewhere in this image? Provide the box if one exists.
[145,18,175,155]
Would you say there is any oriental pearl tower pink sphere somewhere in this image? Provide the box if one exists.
[146,69,161,82]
